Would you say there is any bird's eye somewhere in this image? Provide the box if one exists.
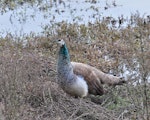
[58,39,61,41]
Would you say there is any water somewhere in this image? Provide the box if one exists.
[0,0,150,36]
[0,0,149,82]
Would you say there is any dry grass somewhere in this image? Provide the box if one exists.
[0,45,119,120]
[0,14,150,120]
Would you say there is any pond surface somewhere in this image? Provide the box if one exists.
[0,0,150,36]
[0,0,149,83]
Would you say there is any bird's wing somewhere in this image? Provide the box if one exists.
[71,62,126,95]
[71,62,105,95]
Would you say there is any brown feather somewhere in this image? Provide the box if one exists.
[71,62,126,96]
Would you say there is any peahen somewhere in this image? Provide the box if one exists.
[56,39,126,97]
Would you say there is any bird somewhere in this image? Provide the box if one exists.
[56,39,126,97]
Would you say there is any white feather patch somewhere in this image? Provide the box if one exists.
[71,75,88,97]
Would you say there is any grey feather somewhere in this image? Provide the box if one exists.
[56,39,88,97]
[56,39,126,97]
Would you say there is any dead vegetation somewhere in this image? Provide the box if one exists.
[0,44,120,120]
[0,13,150,120]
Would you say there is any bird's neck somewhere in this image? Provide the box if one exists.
[57,43,75,84]
[58,44,70,63]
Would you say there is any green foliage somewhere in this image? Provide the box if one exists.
[107,96,128,110]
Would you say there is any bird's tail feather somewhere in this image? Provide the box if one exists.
[94,69,127,86]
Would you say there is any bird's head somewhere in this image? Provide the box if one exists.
[56,39,65,47]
